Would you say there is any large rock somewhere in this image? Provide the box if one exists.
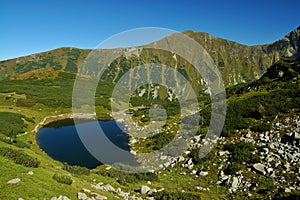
[160,155,167,160]
[57,196,70,200]
[141,185,151,194]
[253,163,266,175]
[218,151,229,156]
[7,178,20,184]
[77,192,88,200]
[28,171,34,176]
[82,188,91,193]
[199,171,208,176]
[103,184,115,192]
[231,177,239,191]
[294,132,300,140]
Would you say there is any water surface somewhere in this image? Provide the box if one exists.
[36,119,134,169]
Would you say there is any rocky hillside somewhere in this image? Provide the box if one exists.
[184,26,300,85]
[0,26,299,87]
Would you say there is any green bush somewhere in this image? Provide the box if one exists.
[16,98,36,107]
[13,140,30,148]
[63,164,90,176]
[0,136,30,148]
[95,168,158,183]
[250,122,271,132]
[224,142,258,164]
[152,191,200,200]
[24,116,35,123]
[253,174,275,194]
[65,59,78,72]
[0,112,27,138]
[0,147,40,167]
[151,132,175,150]
[224,162,243,175]
[52,173,72,185]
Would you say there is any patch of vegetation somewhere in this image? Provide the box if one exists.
[224,163,243,175]
[253,174,275,194]
[0,136,30,148]
[0,112,27,139]
[63,164,90,176]
[0,72,115,109]
[222,85,300,137]
[188,148,215,165]
[250,121,271,132]
[94,167,158,184]
[151,131,175,150]
[52,173,72,185]
[224,142,258,165]
[221,58,300,137]
[152,191,200,200]
[65,59,78,72]
[24,116,35,123]
[16,98,36,107]
[0,147,40,167]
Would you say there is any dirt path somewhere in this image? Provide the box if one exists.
[18,113,96,136]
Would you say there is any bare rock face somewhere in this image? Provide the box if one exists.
[285,26,300,58]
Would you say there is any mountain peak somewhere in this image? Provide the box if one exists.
[275,26,300,58]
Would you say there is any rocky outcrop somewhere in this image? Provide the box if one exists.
[215,115,300,194]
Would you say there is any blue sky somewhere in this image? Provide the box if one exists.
[1,0,300,61]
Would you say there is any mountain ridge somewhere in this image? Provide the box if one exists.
[1,26,299,86]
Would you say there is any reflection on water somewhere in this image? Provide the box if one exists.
[36,119,134,169]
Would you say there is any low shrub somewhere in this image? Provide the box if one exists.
[16,98,36,107]
[52,173,72,185]
[250,122,272,132]
[0,147,40,167]
[152,191,200,200]
[0,137,30,148]
[224,162,243,175]
[24,116,35,123]
[95,168,158,183]
[253,174,275,194]
[63,164,90,176]
[224,142,258,164]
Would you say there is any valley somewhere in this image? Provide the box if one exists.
[0,28,299,200]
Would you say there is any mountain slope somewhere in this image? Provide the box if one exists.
[0,47,90,80]
[0,26,299,87]
[184,26,300,85]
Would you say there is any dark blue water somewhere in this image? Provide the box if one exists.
[36,119,133,169]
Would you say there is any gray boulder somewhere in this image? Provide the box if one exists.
[253,163,266,175]
[7,178,20,184]
[77,192,88,200]
[199,171,208,176]
[57,196,70,200]
[141,185,151,194]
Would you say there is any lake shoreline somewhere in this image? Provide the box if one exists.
[18,113,113,137]
[34,115,137,169]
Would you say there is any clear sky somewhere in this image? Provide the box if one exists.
[1,0,300,61]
